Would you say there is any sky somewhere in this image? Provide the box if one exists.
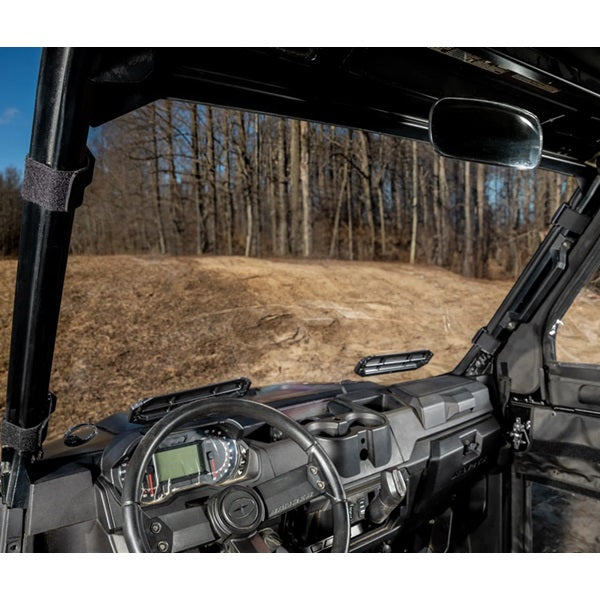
[0,47,42,174]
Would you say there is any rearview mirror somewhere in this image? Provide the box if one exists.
[429,97,542,170]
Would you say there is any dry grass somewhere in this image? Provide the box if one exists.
[0,255,596,440]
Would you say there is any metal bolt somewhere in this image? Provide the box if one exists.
[150,522,162,534]
[309,466,318,475]
[157,541,169,552]
[316,480,325,490]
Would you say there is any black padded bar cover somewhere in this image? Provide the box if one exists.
[21,151,95,213]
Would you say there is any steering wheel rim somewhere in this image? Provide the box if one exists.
[122,397,350,552]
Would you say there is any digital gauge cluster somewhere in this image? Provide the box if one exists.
[117,427,249,504]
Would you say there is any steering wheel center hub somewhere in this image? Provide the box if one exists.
[208,485,265,536]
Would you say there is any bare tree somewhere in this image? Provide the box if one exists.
[463,161,474,277]
[276,119,288,256]
[44,99,574,282]
[300,120,312,257]
[0,167,21,256]
[151,104,167,254]
[409,141,419,264]
[288,120,301,255]
[476,163,487,278]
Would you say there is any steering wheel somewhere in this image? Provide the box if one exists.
[121,397,350,552]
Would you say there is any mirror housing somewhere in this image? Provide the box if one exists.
[429,97,543,170]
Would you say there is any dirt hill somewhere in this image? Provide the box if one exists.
[0,256,596,439]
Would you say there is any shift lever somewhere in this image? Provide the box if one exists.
[367,468,407,524]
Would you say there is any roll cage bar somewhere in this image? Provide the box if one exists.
[2,47,600,509]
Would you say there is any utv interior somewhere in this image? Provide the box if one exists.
[1,48,599,553]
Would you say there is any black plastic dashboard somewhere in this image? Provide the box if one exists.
[30,374,503,552]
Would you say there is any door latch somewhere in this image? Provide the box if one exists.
[508,417,531,451]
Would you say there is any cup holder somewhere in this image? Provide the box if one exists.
[304,412,385,438]
[302,402,392,477]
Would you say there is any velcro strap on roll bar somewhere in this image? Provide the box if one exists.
[0,420,47,455]
[0,393,56,458]
[551,203,590,236]
[22,149,95,212]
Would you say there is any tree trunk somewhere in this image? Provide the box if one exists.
[329,140,350,258]
[267,133,277,255]
[224,114,234,255]
[165,100,185,253]
[151,104,167,254]
[206,106,218,252]
[476,163,486,278]
[508,170,522,277]
[252,113,260,256]
[438,155,450,267]
[357,131,375,259]
[233,113,254,257]
[432,155,441,265]
[276,119,287,256]
[190,104,206,254]
[347,164,354,260]
[409,141,418,264]
[289,120,301,255]
[374,135,386,256]
[300,120,311,257]
[554,172,562,214]
[463,162,474,277]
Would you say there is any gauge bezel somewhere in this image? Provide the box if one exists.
[116,424,251,505]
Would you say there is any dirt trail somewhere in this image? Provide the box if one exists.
[0,256,596,438]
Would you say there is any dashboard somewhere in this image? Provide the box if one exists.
[32,374,504,552]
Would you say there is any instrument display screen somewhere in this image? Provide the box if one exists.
[154,444,202,483]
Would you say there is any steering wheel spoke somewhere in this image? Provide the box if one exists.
[155,505,216,553]
[124,502,216,553]
[255,463,325,519]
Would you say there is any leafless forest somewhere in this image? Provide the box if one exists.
[2,100,600,440]
[0,100,578,279]
[0,166,20,257]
